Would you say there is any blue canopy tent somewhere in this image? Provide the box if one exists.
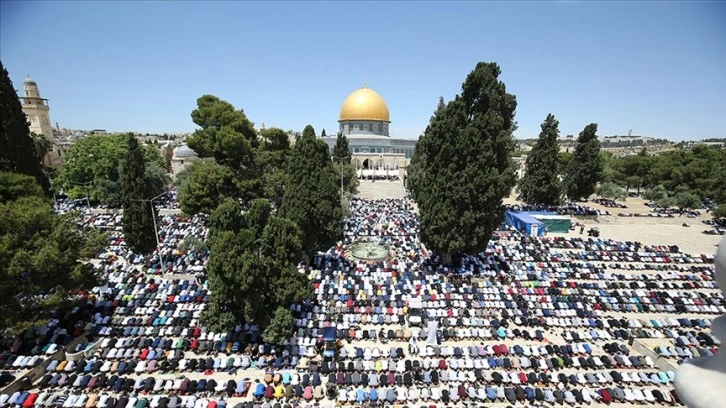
[504,211,545,236]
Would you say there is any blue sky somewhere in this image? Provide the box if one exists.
[1,1,724,140]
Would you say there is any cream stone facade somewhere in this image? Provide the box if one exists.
[20,76,60,167]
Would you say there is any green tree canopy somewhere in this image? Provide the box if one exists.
[56,134,166,206]
[185,95,263,204]
[259,127,291,159]
[643,185,668,202]
[186,95,258,171]
[518,114,562,205]
[280,125,343,257]
[602,145,726,209]
[333,133,352,164]
[673,191,702,210]
[120,135,158,255]
[647,146,725,204]
[608,154,652,189]
[203,198,309,332]
[654,196,677,209]
[408,61,518,263]
[596,181,626,200]
[557,152,572,176]
[712,205,726,219]
[263,307,294,345]
[331,161,358,196]
[177,159,238,215]
[0,60,50,193]
[565,123,603,200]
[258,128,292,209]
[0,172,106,333]
[30,132,52,162]
[0,171,44,202]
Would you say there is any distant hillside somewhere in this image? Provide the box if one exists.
[517,135,672,149]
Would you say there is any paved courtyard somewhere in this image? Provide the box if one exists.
[355,180,407,200]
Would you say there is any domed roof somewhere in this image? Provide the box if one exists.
[173,144,197,158]
[339,87,390,122]
[24,76,36,85]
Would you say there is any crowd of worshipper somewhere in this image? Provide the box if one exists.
[154,192,180,210]
[701,218,726,236]
[54,196,90,214]
[643,204,702,218]
[357,175,400,182]
[591,199,627,209]
[1,195,723,408]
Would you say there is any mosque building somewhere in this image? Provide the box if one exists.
[20,76,61,167]
[169,144,198,179]
[321,85,417,178]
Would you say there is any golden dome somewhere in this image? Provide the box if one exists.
[339,87,390,122]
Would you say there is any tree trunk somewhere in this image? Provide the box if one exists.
[441,252,453,266]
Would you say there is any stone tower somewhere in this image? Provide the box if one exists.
[20,76,59,166]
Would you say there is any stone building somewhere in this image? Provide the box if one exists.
[321,86,417,180]
[20,76,61,166]
[170,144,197,179]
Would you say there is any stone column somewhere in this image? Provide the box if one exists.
[674,235,726,407]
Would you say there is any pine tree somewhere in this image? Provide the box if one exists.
[321,128,327,137]
[332,132,351,163]
[408,62,518,263]
[565,123,603,200]
[0,60,50,193]
[120,134,158,254]
[185,95,262,204]
[280,124,342,257]
[518,114,562,205]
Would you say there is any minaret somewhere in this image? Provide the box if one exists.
[20,76,58,166]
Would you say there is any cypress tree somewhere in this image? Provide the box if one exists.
[120,134,158,254]
[518,114,562,205]
[565,123,603,200]
[408,62,518,263]
[0,60,50,193]
[280,124,342,257]
[332,132,351,163]
[203,198,308,333]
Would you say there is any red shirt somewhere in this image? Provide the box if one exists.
[22,394,38,408]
